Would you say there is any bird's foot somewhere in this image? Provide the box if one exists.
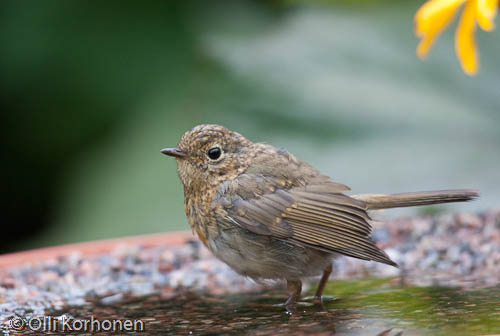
[301,295,336,304]
[272,301,314,307]
[272,301,313,314]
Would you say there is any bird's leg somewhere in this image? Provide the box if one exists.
[284,279,302,306]
[314,263,333,300]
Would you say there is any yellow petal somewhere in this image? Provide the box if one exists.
[415,0,466,36]
[456,0,479,75]
[417,35,436,58]
[415,0,466,58]
[476,0,498,31]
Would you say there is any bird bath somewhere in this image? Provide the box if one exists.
[1,211,499,335]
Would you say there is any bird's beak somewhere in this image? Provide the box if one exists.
[161,147,187,158]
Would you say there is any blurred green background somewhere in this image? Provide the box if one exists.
[1,0,498,253]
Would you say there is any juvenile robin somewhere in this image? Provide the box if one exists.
[161,124,478,307]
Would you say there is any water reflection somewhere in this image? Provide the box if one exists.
[45,279,500,335]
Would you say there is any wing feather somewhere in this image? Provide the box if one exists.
[214,180,397,266]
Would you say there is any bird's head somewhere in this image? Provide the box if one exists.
[161,124,253,190]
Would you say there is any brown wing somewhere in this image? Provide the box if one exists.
[213,179,397,267]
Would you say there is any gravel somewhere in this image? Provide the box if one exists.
[1,210,499,332]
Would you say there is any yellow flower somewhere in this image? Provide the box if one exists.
[415,0,498,75]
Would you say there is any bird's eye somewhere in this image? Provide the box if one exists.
[207,147,222,160]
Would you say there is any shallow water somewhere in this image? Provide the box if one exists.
[44,278,500,335]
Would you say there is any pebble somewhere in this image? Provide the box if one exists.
[100,293,124,305]
[1,210,499,329]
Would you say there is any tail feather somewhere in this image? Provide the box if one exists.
[352,189,479,210]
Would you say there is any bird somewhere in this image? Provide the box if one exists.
[161,124,478,307]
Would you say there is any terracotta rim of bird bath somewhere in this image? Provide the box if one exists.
[0,231,193,269]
